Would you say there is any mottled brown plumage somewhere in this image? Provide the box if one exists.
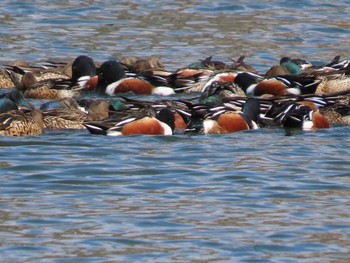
[0,109,44,136]
[315,76,350,95]
[0,70,15,89]
[23,78,79,100]
[43,108,90,130]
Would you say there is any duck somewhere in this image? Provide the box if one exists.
[96,60,175,96]
[119,56,179,88]
[83,107,175,136]
[184,98,260,135]
[0,69,16,89]
[316,95,350,126]
[135,97,190,131]
[230,55,258,73]
[120,55,165,75]
[265,56,313,78]
[77,98,110,121]
[264,97,330,130]
[7,55,97,100]
[187,56,229,70]
[39,97,111,130]
[182,71,239,94]
[201,98,260,134]
[104,96,190,131]
[42,108,90,130]
[314,74,350,96]
[198,81,246,107]
[39,97,91,130]
[234,72,320,97]
[5,62,70,91]
[0,89,32,111]
[0,108,44,136]
[0,61,36,89]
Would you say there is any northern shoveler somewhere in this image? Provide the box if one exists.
[120,56,165,75]
[265,97,330,130]
[0,70,16,89]
[6,55,97,100]
[182,71,240,94]
[201,98,260,134]
[0,108,44,136]
[0,89,31,111]
[265,56,313,78]
[184,98,260,135]
[230,55,258,73]
[234,72,320,97]
[40,97,111,130]
[317,96,350,126]
[84,107,175,136]
[96,60,175,96]
[77,98,110,121]
[42,108,90,130]
[39,97,90,130]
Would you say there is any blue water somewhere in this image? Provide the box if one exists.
[1,1,350,262]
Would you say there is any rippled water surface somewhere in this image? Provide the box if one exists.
[1,1,350,262]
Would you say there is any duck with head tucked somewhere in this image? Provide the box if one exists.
[95,60,175,96]
[6,55,97,100]
[0,107,44,136]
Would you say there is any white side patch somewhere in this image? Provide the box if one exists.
[251,121,259,130]
[287,88,301,95]
[303,120,314,130]
[246,84,257,97]
[159,121,173,135]
[105,78,126,95]
[203,119,216,134]
[106,130,123,136]
[77,76,91,88]
[152,86,175,96]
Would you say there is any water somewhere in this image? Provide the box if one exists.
[1,1,350,262]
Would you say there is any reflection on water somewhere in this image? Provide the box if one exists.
[1,0,350,262]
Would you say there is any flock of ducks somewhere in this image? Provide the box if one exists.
[1,53,350,136]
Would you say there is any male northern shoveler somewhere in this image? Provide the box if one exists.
[265,98,330,130]
[265,56,313,78]
[102,95,190,131]
[96,60,175,96]
[201,98,260,134]
[286,55,350,96]
[198,81,246,107]
[84,107,175,136]
[234,72,320,97]
[0,108,44,136]
[184,98,260,135]
[182,71,241,94]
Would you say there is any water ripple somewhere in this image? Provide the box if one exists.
[1,1,350,262]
